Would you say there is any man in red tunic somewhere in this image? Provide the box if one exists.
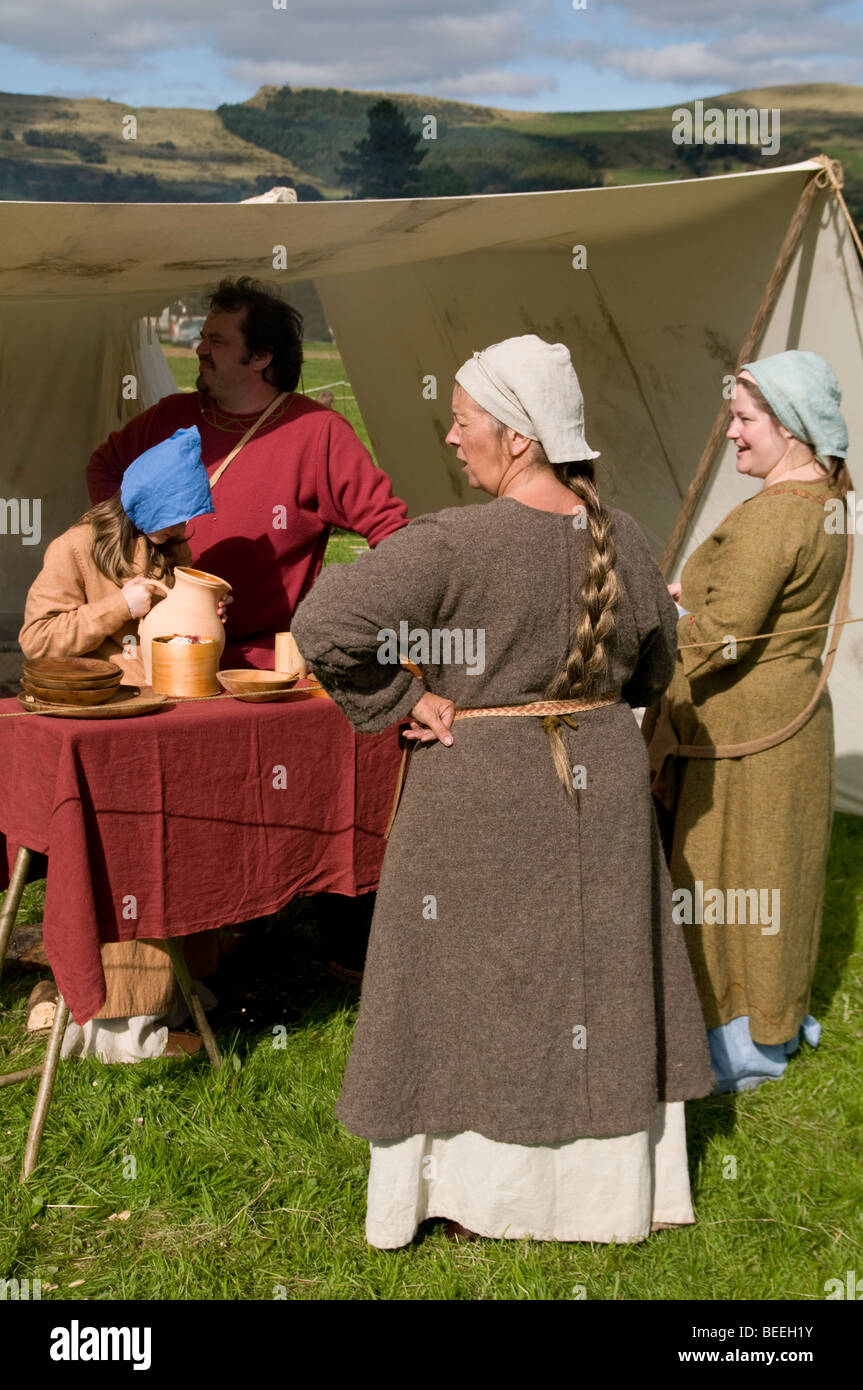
[86,276,409,669]
[87,277,408,992]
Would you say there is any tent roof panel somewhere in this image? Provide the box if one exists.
[0,160,820,304]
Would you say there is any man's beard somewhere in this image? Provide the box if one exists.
[196,372,211,394]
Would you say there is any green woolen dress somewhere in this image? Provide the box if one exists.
[660,478,847,1045]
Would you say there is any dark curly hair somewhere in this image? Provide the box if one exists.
[208,276,304,392]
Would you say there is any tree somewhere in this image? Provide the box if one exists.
[418,163,469,196]
[338,99,427,198]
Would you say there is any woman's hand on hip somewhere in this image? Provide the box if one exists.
[405,691,455,746]
[667,582,682,603]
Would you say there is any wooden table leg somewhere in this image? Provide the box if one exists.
[0,846,33,980]
[165,938,222,1071]
[21,992,69,1181]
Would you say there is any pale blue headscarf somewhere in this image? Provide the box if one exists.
[121,426,214,532]
[741,350,848,460]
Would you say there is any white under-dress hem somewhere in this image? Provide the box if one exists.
[365,1101,694,1249]
[59,982,217,1063]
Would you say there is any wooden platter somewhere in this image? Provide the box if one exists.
[17,687,168,719]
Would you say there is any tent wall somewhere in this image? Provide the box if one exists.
[0,305,173,641]
[0,163,859,811]
[316,175,862,816]
[317,173,812,543]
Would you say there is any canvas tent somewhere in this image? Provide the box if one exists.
[0,159,860,812]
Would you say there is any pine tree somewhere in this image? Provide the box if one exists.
[338,99,427,198]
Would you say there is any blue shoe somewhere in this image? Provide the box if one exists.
[707,1014,820,1094]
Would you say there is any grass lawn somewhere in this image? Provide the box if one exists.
[0,812,860,1301]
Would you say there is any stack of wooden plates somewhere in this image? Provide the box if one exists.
[21,656,123,706]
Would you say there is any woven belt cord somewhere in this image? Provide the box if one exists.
[451,693,621,719]
[383,692,621,838]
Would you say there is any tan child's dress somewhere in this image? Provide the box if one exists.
[19,523,215,1058]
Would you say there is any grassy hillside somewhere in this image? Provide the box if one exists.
[0,91,326,202]
[219,83,863,221]
[0,83,860,228]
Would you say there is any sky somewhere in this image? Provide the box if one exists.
[0,0,860,113]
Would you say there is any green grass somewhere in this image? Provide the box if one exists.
[0,812,860,1300]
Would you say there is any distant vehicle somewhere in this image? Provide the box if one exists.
[171,316,206,346]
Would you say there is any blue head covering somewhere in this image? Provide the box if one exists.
[740,350,848,460]
[120,426,215,533]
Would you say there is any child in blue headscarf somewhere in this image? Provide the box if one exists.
[20,426,221,687]
[19,426,224,1063]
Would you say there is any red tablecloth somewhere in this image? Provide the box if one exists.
[0,690,403,1025]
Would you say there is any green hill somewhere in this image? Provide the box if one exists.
[0,83,860,228]
[0,90,326,202]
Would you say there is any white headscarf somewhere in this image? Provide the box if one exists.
[455,334,599,464]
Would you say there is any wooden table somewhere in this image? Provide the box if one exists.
[0,685,403,1176]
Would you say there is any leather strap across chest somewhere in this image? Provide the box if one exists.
[207,391,290,489]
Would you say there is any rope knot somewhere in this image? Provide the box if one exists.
[541,713,579,736]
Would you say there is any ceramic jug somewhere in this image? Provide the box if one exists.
[138,565,232,685]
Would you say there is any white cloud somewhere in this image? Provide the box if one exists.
[588,38,861,87]
[0,0,549,102]
[434,71,558,98]
[728,19,863,60]
[550,2,863,90]
[0,0,524,76]
[2,0,860,104]
[607,0,849,30]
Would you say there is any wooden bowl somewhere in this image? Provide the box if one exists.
[217,669,300,702]
[22,667,122,692]
[23,656,119,684]
[20,678,122,706]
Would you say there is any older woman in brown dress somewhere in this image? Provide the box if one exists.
[649,350,851,1094]
[292,335,713,1248]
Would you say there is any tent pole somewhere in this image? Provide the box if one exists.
[659,155,844,578]
[815,156,863,264]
